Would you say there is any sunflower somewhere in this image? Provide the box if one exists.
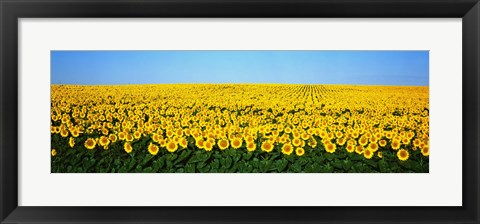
[281,143,293,155]
[166,140,178,153]
[173,136,180,144]
[377,151,383,158]
[134,131,142,139]
[204,141,213,151]
[102,128,109,136]
[71,128,80,137]
[261,141,274,152]
[325,142,336,153]
[124,142,133,153]
[407,132,414,139]
[320,130,327,139]
[176,129,183,136]
[391,140,401,150]
[379,139,387,147]
[109,134,117,143]
[118,132,126,140]
[195,138,205,149]
[352,131,359,138]
[368,142,379,152]
[51,149,57,157]
[397,149,409,161]
[413,139,421,147]
[69,137,75,148]
[99,136,110,147]
[347,139,356,146]
[60,129,69,138]
[246,142,256,152]
[335,131,343,139]
[179,138,188,149]
[327,133,334,140]
[148,142,160,155]
[126,134,134,142]
[385,132,393,139]
[308,138,317,148]
[152,133,161,143]
[358,137,368,146]
[337,138,346,146]
[301,133,310,140]
[346,144,355,153]
[245,135,254,143]
[284,127,292,133]
[84,138,96,150]
[218,139,229,150]
[355,145,364,154]
[363,148,374,159]
[295,147,305,156]
[292,138,302,147]
[166,130,174,138]
[231,138,242,149]
[421,145,430,156]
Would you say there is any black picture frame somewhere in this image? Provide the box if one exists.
[1,0,479,223]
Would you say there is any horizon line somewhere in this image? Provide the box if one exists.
[50,83,429,87]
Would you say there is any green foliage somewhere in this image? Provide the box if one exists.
[51,134,429,173]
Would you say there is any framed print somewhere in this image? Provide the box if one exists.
[1,0,479,223]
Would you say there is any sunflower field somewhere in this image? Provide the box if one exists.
[51,84,429,173]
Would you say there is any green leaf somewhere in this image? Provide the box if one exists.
[342,160,352,171]
[223,157,232,169]
[325,153,335,161]
[243,152,254,160]
[167,154,178,161]
[379,160,388,173]
[291,164,302,173]
[211,159,220,170]
[275,159,288,172]
[335,152,347,159]
[244,164,253,173]
[250,158,260,168]
[187,154,202,164]
[324,163,333,172]
[135,165,142,172]
[166,160,174,169]
[233,152,241,162]
[259,160,271,173]
[82,157,96,171]
[365,159,378,169]
[174,150,192,165]
[198,166,210,173]
[185,164,195,173]
[196,162,206,169]
[332,160,343,169]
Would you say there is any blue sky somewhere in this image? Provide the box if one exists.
[51,51,429,86]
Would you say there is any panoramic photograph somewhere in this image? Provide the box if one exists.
[50,50,429,173]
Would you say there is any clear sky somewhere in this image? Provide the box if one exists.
[51,51,429,86]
